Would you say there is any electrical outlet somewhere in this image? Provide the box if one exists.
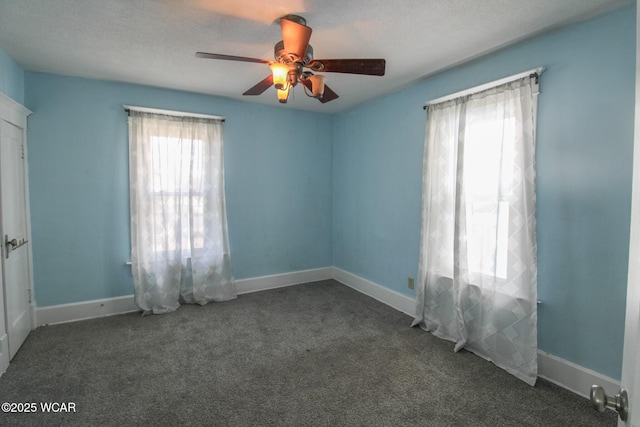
[408,277,414,289]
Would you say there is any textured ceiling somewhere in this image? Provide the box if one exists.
[0,0,631,113]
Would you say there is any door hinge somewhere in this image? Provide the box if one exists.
[21,143,24,159]
[28,288,32,303]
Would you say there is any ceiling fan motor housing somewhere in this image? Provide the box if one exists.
[275,39,313,88]
[281,14,306,26]
[274,40,313,66]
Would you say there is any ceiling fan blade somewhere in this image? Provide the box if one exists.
[319,84,339,103]
[243,75,274,96]
[307,59,386,76]
[196,52,271,65]
[301,78,339,103]
[280,16,312,58]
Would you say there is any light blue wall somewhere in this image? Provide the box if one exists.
[14,3,635,381]
[24,73,334,307]
[0,47,24,103]
[333,4,635,380]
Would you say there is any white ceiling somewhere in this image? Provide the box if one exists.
[0,0,631,113]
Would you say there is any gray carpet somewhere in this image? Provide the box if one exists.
[0,280,616,426]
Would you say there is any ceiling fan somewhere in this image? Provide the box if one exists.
[196,15,386,104]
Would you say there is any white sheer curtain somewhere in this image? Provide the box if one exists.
[412,76,538,385]
[129,111,236,314]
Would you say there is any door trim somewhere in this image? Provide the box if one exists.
[0,92,33,376]
[617,4,640,425]
[0,333,8,374]
[0,93,31,130]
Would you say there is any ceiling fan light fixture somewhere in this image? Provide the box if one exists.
[270,63,289,90]
[277,87,290,103]
[308,75,325,98]
[196,14,385,105]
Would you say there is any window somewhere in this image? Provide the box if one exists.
[148,135,207,254]
[463,115,516,280]
[413,72,540,385]
[128,108,236,314]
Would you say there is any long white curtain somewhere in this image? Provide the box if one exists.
[129,111,236,314]
[412,76,538,385]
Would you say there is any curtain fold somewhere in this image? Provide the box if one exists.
[413,77,538,385]
[129,111,236,314]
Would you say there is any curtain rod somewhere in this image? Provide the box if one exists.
[423,67,545,110]
[123,105,225,122]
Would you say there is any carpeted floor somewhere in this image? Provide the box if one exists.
[0,280,616,426]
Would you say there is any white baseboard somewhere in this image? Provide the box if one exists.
[0,333,9,377]
[330,268,621,399]
[235,267,333,295]
[332,267,415,316]
[537,350,620,398]
[31,266,620,400]
[34,267,334,326]
[35,295,139,326]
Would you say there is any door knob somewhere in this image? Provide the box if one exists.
[4,235,16,259]
[590,385,628,421]
[4,235,27,259]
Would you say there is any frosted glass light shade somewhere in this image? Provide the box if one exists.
[277,87,289,103]
[270,63,289,90]
[309,75,325,98]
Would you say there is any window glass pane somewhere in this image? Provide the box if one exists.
[149,135,206,253]
[463,114,516,280]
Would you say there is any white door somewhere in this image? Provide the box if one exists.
[615,6,640,425]
[0,120,31,360]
